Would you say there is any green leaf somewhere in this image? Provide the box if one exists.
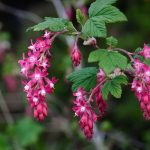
[14,118,44,147]
[91,6,127,23]
[109,81,122,98]
[27,17,76,33]
[113,75,128,85]
[106,36,118,47]
[102,75,128,100]
[64,21,77,34]
[144,59,150,66]
[82,0,127,38]
[82,18,107,37]
[101,81,110,100]
[88,49,128,75]
[76,9,86,26]
[67,67,98,91]
[84,0,127,38]
[89,0,117,17]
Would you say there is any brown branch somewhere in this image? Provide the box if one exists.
[0,2,42,23]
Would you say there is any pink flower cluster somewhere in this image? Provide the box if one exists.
[95,91,107,120]
[72,69,107,140]
[18,31,57,121]
[140,44,150,59]
[72,88,97,140]
[132,44,150,120]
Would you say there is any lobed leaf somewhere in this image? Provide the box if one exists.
[89,0,117,17]
[27,17,76,33]
[102,75,128,100]
[91,6,127,23]
[82,0,127,38]
[67,67,98,91]
[82,19,107,37]
[88,49,128,75]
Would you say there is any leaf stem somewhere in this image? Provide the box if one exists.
[87,78,108,103]
[114,48,134,62]
[51,29,68,42]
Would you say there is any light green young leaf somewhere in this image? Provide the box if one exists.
[102,75,128,100]
[82,18,107,37]
[106,36,118,47]
[88,49,128,75]
[76,9,86,26]
[67,67,98,91]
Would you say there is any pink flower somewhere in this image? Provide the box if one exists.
[71,44,81,67]
[97,69,105,83]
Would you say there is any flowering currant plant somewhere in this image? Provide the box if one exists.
[18,0,150,140]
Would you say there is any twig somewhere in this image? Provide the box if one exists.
[0,2,42,23]
[0,90,14,124]
[0,91,25,150]
[87,78,108,103]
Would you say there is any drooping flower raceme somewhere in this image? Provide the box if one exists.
[72,69,107,140]
[18,31,57,121]
[132,44,150,120]
[72,88,97,140]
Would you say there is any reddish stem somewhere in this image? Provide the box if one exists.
[87,78,108,103]
[115,48,134,62]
